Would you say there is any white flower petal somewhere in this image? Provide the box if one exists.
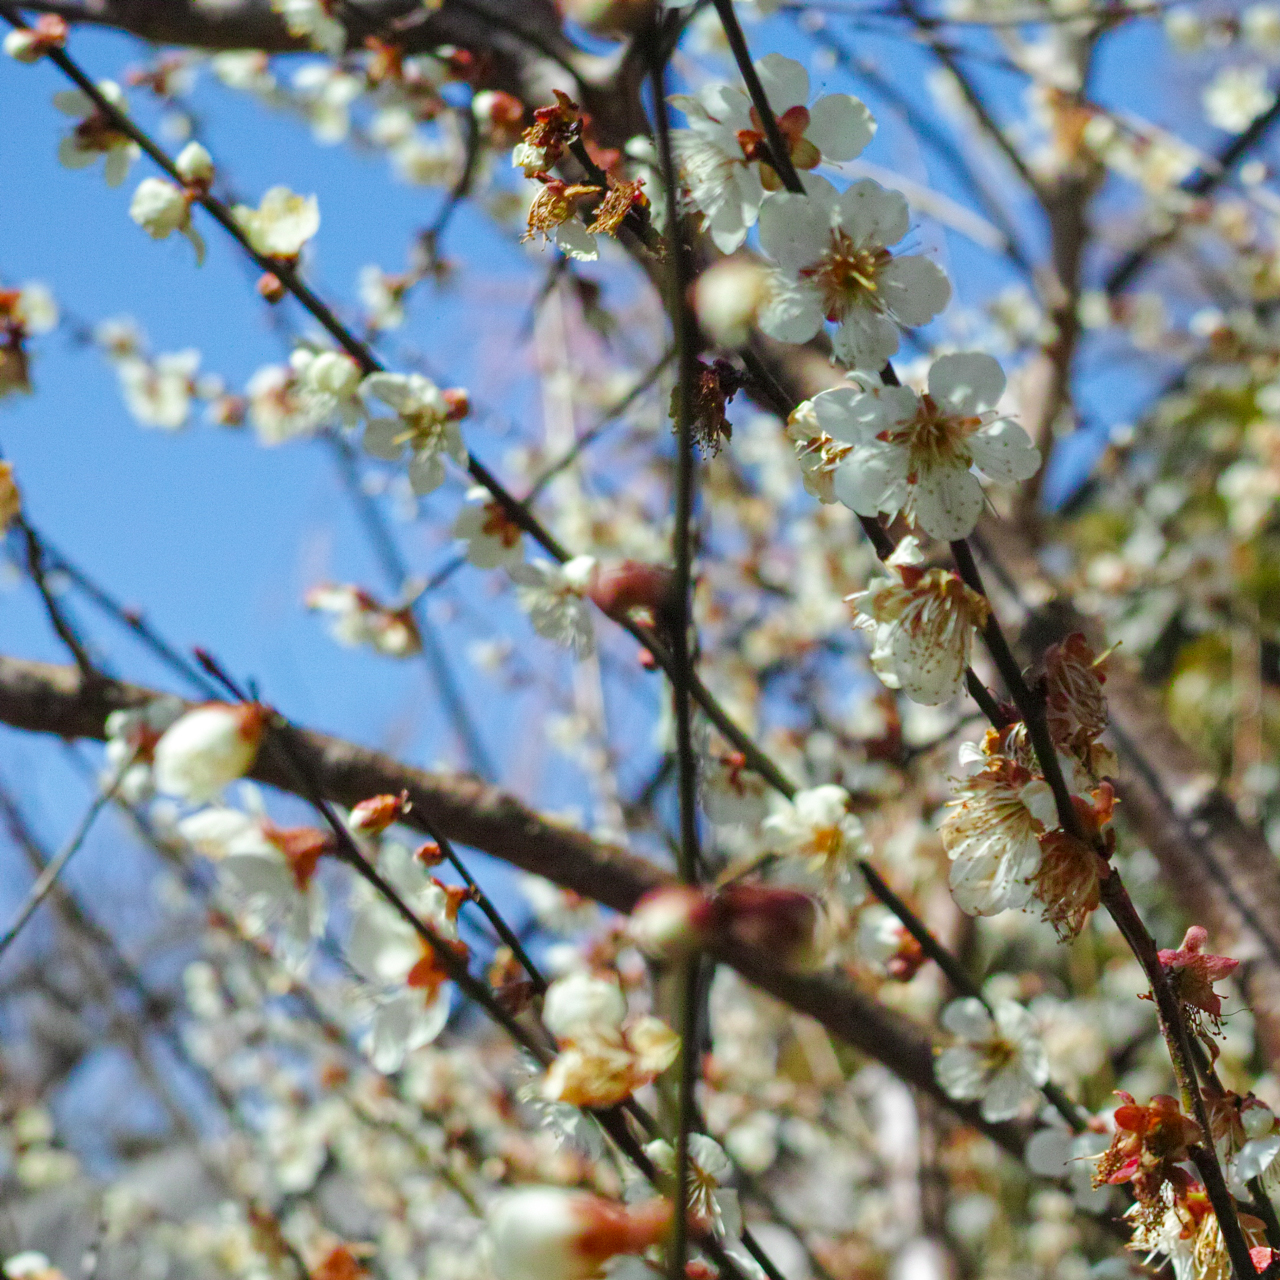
[911,459,985,541]
[756,53,810,113]
[758,275,824,345]
[969,419,1041,484]
[806,93,876,162]
[833,440,909,518]
[837,178,908,248]
[928,352,1005,415]
[831,306,900,370]
[758,191,831,272]
[942,996,994,1039]
[981,1065,1037,1122]
[935,1044,987,1100]
[362,417,404,461]
[879,254,951,327]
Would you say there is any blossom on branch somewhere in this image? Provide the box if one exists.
[671,54,876,252]
[305,583,422,657]
[153,702,268,803]
[361,371,468,494]
[813,353,1040,540]
[129,177,205,264]
[849,536,990,704]
[232,186,320,260]
[510,556,597,657]
[935,997,1049,1122]
[53,81,138,186]
[758,175,951,372]
[763,783,868,906]
[540,971,679,1108]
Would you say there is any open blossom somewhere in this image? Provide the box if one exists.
[1204,65,1276,133]
[856,904,926,980]
[305,583,422,657]
[358,265,410,330]
[694,258,770,349]
[177,805,330,960]
[1158,926,1240,1040]
[153,702,268,802]
[786,397,853,503]
[645,1134,741,1237]
[935,997,1048,1123]
[762,783,867,905]
[941,754,1056,917]
[850,537,990,704]
[1094,1093,1201,1209]
[129,177,204,264]
[53,81,138,186]
[103,696,184,802]
[489,1189,672,1280]
[115,348,201,429]
[540,971,679,1107]
[814,353,1040,541]
[361,372,467,494]
[671,53,876,252]
[347,854,466,1071]
[232,186,320,259]
[758,175,951,371]
[511,89,581,178]
[510,555,597,656]
[453,486,525,569]
[523,179,603,260]
[271,0,346,54]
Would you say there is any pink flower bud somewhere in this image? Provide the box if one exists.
[714,883,827,971]
[630,885,715,961]
[587,561,675,618]
[489,1189,671,1280]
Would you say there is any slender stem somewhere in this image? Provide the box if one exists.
[711,0,805,195]
[650,38,703,1279]
[0,754,129,961]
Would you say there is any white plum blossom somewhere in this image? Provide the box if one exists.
[115,349,201,429]
[291,62,362,143]
[129,177,204,263]
[935,997,1048,1123]
[644,1134,741,1238]
[345,846,463,1072]
[305,583,421,657]
[540,970,680,1108]
[289,347,363,428]
[671,53,876,252]
[358,264,409,330]
[762,783,868,905]
[849,537,991,704]
[453,486,525,569]
[246,361,324,443]
[510,555,597,657]
[694,258,771,349]
[152,703,268,803]
[702,752,770,826]
[232,186,320,259]
[102,696,184,803]
[940,755,1057,917]
[53,80,139,186]
[177,803,328,966]
[758,176,951,371]
[1204,65,1276,133]
[361,372,467,495]
[814,353,1040,540]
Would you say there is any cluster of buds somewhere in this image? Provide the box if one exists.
[630,882,829,972]
[0,283,56,398]
[129,141,215,263]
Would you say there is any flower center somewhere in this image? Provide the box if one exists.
[800,230,892,322]
[883,394,986,480]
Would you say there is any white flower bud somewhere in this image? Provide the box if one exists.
[1244,1099,1277,1139]
[4,30,43,62]
[153,702,268,802]
[630,884,713,961]
[307,350,362,398]
[541,971,626,1041]
[175,140,214,185]
[130,177,189,240]
[489,1189,671,1280]
[694,259,770,349]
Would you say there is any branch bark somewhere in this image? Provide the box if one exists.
[0,652,1031,1155]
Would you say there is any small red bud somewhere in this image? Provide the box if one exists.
[588,561,675,618]
[349,791,410,836]
[443,387,470,420]
[257,272,286,303]
[415,841,445,866]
